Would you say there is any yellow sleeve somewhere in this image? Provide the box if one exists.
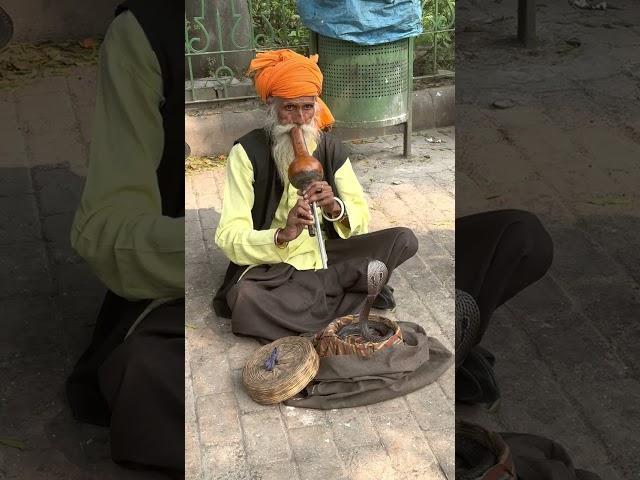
[333,158,370,238]
[215,143,294,265]
[70,11,185,300]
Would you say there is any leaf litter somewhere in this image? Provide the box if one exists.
[185,155,227,174]
[0,39,101,90]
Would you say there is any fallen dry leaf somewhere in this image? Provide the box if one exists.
[79,38,98,49]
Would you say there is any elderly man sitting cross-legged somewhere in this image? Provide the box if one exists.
[212,49,419,342]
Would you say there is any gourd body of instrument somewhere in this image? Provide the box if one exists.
[287,126,328,269]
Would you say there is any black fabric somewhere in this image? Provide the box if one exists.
[284,322,452,409]
[66,294,150,425]
[116,0,184,219]
[98,302,184,476]
[455,346,500,406]
[66,1,185,474]
[213,128,349,318]
[372,284,396,310]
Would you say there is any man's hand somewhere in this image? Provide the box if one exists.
[278,198,314,243]
[300,181,341,218]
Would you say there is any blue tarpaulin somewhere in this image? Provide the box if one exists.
[297,0,423,45]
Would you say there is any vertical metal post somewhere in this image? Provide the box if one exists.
[309,31,318,56]
[214,7,228,98]
[518,0,536,47]
[433,0,438,75]
[404,36,413,158]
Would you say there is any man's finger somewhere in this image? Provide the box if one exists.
[306,191,333,204]
[303,181,327,196]
[297,199,311,212]
[296,205,313,219]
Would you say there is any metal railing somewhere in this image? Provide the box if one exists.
[185,0,454,104]
[414,0,455,80]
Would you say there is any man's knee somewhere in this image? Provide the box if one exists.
[393,226,419,259]
[229,280,258,314]
[507,210,554,274]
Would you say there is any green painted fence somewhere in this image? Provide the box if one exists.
[185,0,454,104]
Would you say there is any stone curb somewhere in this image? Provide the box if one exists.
[186,85,455,156]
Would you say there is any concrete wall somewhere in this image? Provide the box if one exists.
[4,0,121,41]
[186,85,455,156]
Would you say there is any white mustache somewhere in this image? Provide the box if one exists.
[271,122,317,138]
[270,122,320,184]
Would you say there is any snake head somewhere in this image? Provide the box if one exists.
[367,260,388,297]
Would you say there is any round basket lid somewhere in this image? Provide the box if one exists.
[242,336,319,405]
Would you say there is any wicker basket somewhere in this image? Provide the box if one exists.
[313,314,403,358]
[242,336,319,405]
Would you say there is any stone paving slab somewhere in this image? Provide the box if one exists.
[185,129,455,480]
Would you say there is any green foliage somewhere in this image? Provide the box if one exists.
[247,0,455,77]
[185,0,455,88]
[250,0,309,50]
[415,0,455,76]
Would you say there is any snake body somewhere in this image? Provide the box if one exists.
[337,260,394,342]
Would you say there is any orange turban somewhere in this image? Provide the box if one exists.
[247,49,335,129]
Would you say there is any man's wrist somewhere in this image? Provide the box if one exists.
[323,199,341,217]
[322,197,346,223]
[274,228,288,248]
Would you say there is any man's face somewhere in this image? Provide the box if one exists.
[276,96,316,126]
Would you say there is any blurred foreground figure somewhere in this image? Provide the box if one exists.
[66,1,184,477]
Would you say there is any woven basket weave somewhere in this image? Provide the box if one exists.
[242,336,319,405]
[313,314,403,358]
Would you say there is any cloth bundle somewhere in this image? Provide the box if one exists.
[456,421,603,480]
[297,0,423,45]
[285,321,453,409]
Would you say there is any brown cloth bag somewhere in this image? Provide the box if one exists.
[502,433,603,480]
[457,421,603,480]
[284,321,453,409]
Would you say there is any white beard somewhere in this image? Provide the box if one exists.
[269,122,321,185]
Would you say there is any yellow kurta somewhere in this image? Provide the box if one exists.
[70,11,185,301]
[215,141,370,271]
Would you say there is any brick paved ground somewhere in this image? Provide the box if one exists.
[185,129,455,480]
[456,1,640,478]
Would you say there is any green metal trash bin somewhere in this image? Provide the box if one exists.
[312,34,413,156]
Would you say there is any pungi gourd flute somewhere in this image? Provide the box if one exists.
[287,126,329,269]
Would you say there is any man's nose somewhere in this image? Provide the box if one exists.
[293,107,304,125]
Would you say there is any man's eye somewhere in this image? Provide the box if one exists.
[304,104,314,110]
[285,105,295,111]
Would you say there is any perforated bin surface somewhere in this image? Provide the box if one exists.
[317,36,410,128]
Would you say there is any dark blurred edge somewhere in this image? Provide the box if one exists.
[455,0,640,479]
